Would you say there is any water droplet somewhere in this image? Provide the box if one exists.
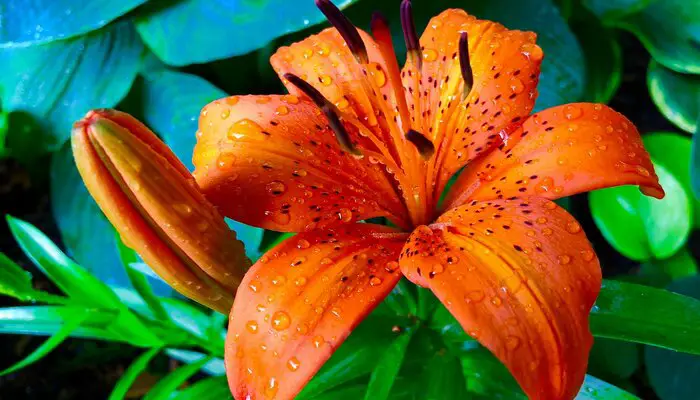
[220,109,230,120]
[312,335,324,348]
[544,201,557,210]
[216,153,236,170]
[557,254,571,265]
[320,257,333,265]
[369,276,382,286]
[369,62,387,87]
[291,256,307,267]
[581,250,595,262]
[226,96,239,106]
[385,261,399,273]
[320,75,333,86]
[297,239,311,249]
[465,290,485,303]
[266,181,287,196]
[520,43,543,61]
[422,48,438,62]
[256,96,272,104]
[505,335,521,350]
[246,320,259,333]
[173,203,193,216]
[295,276,307,286]
[276,105,289,115]
[228,118,263,140]
[536,217,548,224]
[509,77,524,94]
[432,263,444,275]
[338,208,353,222]
[491,296,502,306]
[635,165,650,177]
[542,227,553,236]
[249,280,262,292]
[271,275,286,286]
[564,105,582,120]
[282,94,300,104]
[566,221,581,234]
[271,311,291,331]
[335,98,349,110]
[287,357,301,371]
[265,377,279,397]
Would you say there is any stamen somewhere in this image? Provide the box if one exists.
[400,0,422,70]
[459,31,474,100]
[406,129,435,159]
[315,0,368,64]
[284,73,361,156]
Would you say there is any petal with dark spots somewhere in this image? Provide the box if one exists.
[444,103,665,209]
[399,197,600,400]
[226,224,406,400]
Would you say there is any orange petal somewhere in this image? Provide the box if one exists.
[399,197,601,399]
[444,103,665,209]
[193,95,410,231]
[400,9,542,202]
[72,109,250,313]
[226,224,406,400]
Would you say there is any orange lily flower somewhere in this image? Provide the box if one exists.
[192,1,665,398]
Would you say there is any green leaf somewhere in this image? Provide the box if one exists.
[143,355,212,400]
[108,347,162,400]
[591,280,700,355]
[0,0,146,47]
[612,0,700,74]
[638,248,698,288]
[0,252,69,304]
[115,234,170,322]
[648,61,700,134]
[0,306,119,341]
[693,132,700,199]
[582,0,654,21]
[421,352,467,400]
[643,132,700,228]
[165,349,225,376]
[645,276,700,400]
[364,329,415,400]
[588,338,640,380]
[134,0,357,66]
[589,163,691,261]
[429,303,475,352]
[461,347,525,399]
[577,375,640,399]
[571,8,623,103]
[0,21,143,155]
[0,110,8,157]
[0,310,86,375]
[129,69,264,259]
[382,278,418,317]
[304,385,367,400]
[172,376,232,400]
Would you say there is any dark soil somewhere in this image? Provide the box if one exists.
[0,29,689,400]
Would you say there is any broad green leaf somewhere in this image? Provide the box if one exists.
[645,276,700,400]
[648,61,700,134]
[615,0,700,74]
[0,306,119,341]
[582,0,654,21]
[571,8,623,103]
[638,248,698,288]
[108,347,162,400]
[0,21,142,155]
[165,349,225,376]
[143,355,212,400]
[693,132,700,199]
[172,376,232,400]
[134,0,356,66]
[0,0,146,47]
[304,385,367,400]
[429,303,475,352]
[588,338,640,380]
[589,163,691,260]
[382,278,418,317]
[591,280,700,354]
[0,110,7,157]
[340,0,585,111]
[130,69,264,259]
[364,329,415,400]
[0,252,68,304]
[644,133,700,227]
[422,353,467,400]
[461,347,525,399]
[577,375,640,399]
[115,234,170,322]
[0,311,86,375]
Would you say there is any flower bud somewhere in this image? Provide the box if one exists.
[72,109,250,313]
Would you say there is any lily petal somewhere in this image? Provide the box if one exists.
[401,9,542,202]
[399,197,600,400]
[226,224,406,400]
[444,103,665,209]
[72,110,249,313]
[194,95,410,231]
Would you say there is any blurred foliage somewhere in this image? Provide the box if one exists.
[1,0,699,398]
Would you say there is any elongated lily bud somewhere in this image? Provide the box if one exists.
[72,109,250,313]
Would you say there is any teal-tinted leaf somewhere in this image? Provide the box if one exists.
[0,21,142,155]
[693,132,700,199]
[0,110,8,157]
[589,163,691,261]
[648,61,700,134]
[143,355,212,400]
[134,0,356,66]
[0,310,86,375]
[165,349,225,376]
[645,276,700,400]
[0,306,119,341]
[0,0,146,47]
[422,352,467,400]
[172,376,232,400]
[108,347,162,400]
[364,329,415,400]
[577,375,640,399]
[115,234,170,322]
[571,8,623,103]
[591,280,700,354]
[638,248,698,288]
[588,338,640,380]
[582,0,653,21]
[644,132,700,227]
[0,252,68,304]
[615,0,700,74]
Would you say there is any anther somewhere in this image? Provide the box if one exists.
[284,73,361,156]
[315,0,368,64]
[459,31,474,100]
[400,0,422,70]
[406,129,435,159]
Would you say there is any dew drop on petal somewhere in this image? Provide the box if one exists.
[566,221,581,234]
[369,276,382,286]
[465,290,485,303]
[297,239,311,249]
[557,254,572,265]
[287,357,301,372]
[266,181,287,196]
[564,105,583,120]
[249,280,262,293]
[506,335,521,351]
[271,311,291,331]
[338,208,353,222]
[422,48,438,62]
[246,320,259,333]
